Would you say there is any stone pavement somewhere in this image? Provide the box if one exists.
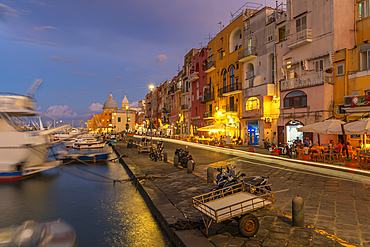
[114,138,370,247]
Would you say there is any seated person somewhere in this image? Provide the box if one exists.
[303,143,309,155]
[333,140,343,153]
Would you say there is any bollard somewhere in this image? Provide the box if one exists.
[163,152,167,162]
[174,156,178,167]
[187,160,194,173]
[207,167,214,183]
[292,195,304,227]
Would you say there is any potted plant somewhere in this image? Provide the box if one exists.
[344,157,357,173]
[325,67,333,73]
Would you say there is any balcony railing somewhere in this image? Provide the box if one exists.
[280,71,333,91]
[181,87,189,94]
[203,111,213,118]
[218,83,242,96]
[181,104,189,110]
[222,104,237,112]
[205,61,216,73]
[188,71,199,83]
[202,91,215,103]
[287,29,312,49]
[238,46,257,62]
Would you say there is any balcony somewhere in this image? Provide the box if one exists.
[218,83,242,96]
[181,103,189,110]
[181,87,189,94]
[280,71,333,91]
[188,71,199,83]
[202,91,215,103]
[222,104,237,113]
[203,111,213,118]
[205,61,216,73]
[238,46,257,63]
[243,83,275,98]
[287,29,312,49]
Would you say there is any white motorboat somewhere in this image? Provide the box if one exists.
[72,136,106,149]
[53,128,81,140]
[0,89,62,181]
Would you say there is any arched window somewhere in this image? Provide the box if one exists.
[284,91,307,108]
[246,63,254,79]
[246,97,260,111]
[222,70,227,87]
[229,66,235,87]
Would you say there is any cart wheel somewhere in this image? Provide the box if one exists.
[238,213,259,237]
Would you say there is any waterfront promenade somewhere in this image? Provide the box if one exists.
[113,137,370,247]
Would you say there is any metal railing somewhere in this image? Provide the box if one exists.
[203,111,213,118]
[218,83,242,95]
[203,91,215,102]
[280,71,332,91]
[237,46,256,60]
[287,29,312,47]
[181,104,189,110]
[204,61,216,71]
[222,105,237,112]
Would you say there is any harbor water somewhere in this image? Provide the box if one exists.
[0,145,168,246]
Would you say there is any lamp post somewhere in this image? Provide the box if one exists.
[149,85,154,147]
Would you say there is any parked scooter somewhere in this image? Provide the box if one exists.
[174,146,195,170]
[243,176,271,195]
[211,165,246,191]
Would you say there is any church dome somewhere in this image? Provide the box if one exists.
[122,95,129,104]
[103,94,118,109]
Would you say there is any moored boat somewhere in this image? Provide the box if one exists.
[0,219,77,247]
[0,87,62,181]
[72,136,106,149]
[57,150,110,163]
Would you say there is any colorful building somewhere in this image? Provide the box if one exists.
[333,0,369,147]
[276,0,355,146]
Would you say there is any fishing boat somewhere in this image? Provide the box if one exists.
[0,219,76,247]
[0,81,62,181]
[56,150,110,163]
[72,136,106,149]
[53,128,81,141]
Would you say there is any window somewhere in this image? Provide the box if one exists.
[219,51,225,59]
[359,0,370,20]
[223,70,227,87]
[230,66,235,86]
[265,24,274,43]
[336,63,344,76]
[315,60,324,72]
[246,97,260,111]
[118,117,121,122]
[279,26,286,42]
[271,54,275,83]
[366,89,370,95]
[284,91,307,108]
[296,16,307,32]
[361,50,370,70]
[127,117,130,122]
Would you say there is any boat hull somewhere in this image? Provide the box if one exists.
[73,141,106,149]
[0,160,60,181]
[59,152,110,163]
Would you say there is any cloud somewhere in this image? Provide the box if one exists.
[46,105,77,118]
[112,89,122,93]
[28,0,47,6]
[114,76,123,80]
[55,94,68,97]
[32,26,58,32]
[50,55,78,63]
[129,101,138,108]
[68,70,94,76]
[78,90,89,94]
[0,3,20,18]
[11,37,56,45]
[156,54,168,63]
[88,103,103,112]
[109,81,117,84]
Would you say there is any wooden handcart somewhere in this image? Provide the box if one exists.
[193,182,287,237]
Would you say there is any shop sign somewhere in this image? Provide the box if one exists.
[350,134,361,139]
[288,119,302,125]
[351,95,370,107]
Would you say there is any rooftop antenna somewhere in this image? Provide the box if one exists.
[205,33,212,42]
[199,42,202,48]
[217,22,223,31]
[26,78,43,96]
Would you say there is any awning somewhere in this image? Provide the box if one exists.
[197,124,238,131]
[297,120,344,134]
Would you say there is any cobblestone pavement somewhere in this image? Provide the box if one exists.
[116,138,370,247]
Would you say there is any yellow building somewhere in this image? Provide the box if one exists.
[333,0,370,147]
[87,94,136,133]
[205,13,244,138]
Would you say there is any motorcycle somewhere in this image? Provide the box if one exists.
[263,138,272,149]
[149,146,159,161]
[212,165,246,191]
[243,175,271,195]
[175,146,195,170]
[149,140,165,162]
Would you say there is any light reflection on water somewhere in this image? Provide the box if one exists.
[0,147,167,246]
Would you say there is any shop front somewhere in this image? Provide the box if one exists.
[285,119,304,145]
[244,120,259,146]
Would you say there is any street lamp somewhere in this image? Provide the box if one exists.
[149,85,154,147]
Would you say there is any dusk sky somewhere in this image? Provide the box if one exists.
[0,0,276,121]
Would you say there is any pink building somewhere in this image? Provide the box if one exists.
[190,47,208,135]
